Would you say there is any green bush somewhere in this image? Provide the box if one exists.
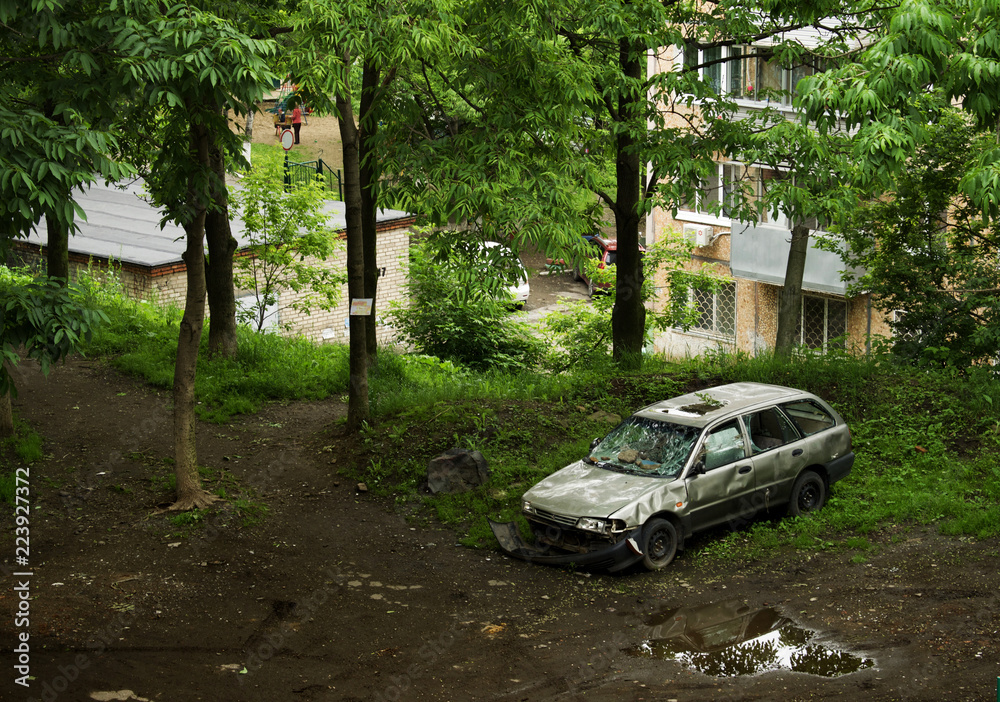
[386,240,543,372]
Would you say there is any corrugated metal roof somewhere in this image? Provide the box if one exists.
[26,179,412,269]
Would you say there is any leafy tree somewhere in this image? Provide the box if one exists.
[0,271,107,437]
[118,3,275,510]
[540,233,719,372]
[230,164,346,332]
[386,238,543,372]
[835,111,998,368]
[384,0,882,364]
[0,1,130,274]
[290,0,469,430]
[799,0,1000,363]
[802,0,1000,216]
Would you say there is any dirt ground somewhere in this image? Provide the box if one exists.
[1,350,999,702]
[237,101,345,169]
[2,103,997,702]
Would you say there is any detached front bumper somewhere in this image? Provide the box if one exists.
[488,519,643,573]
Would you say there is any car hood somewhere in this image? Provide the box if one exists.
[523,460,672,520]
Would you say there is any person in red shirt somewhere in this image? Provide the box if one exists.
[291,103,303,144]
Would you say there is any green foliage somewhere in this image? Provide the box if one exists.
[113,3,276,225]
[832,110,999,370]
[0,415,44,505]
[539,232,720,371]
[0,0,133,239]
[385,239,544,372]
[0,268,109,395]
[79,267,350,422]
[801,0,1000,220]
[230,161,345,332]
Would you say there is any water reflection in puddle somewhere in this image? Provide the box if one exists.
[627,600,875,677]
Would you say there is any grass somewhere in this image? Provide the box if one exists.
[0,417,45,505]
[13,262,1000,562]
[350,349,1000,558]
[81,273,351,422]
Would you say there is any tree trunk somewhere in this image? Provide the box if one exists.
[337,92,370,431]
[205,141,239,359]
[360,59,381,364]
[774,223,810,355]
[0,362,12,437]
[0,392,11,439]
[45,213,69,283]
[170,118,221,511]
[611,38,645,370]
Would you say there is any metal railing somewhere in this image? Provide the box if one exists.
[284,158,343,201]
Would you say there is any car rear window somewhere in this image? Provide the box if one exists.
[780,400,836,436]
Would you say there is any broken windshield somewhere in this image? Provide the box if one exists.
[587,417,699,478]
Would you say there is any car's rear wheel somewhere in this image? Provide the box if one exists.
[789,470,826,516]
[641,518,677,570]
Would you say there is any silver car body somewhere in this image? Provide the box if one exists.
[495,382,854,572]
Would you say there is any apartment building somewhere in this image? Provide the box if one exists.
[645,38,891,359]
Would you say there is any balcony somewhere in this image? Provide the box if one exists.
[729,223,860,295]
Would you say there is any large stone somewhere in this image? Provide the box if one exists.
[427,448,491,495]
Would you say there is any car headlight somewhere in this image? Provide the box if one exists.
[576,517,609,534]
[522,501,535,515]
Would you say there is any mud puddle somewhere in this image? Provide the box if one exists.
[627,599,874,678]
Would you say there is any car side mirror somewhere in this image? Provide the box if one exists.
[690,459,706,477]
[589,438,601,450]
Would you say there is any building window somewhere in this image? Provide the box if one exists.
[687,279,737,339]
[797,295,846,351]
[683,163,742,218]
[683,43,826,106]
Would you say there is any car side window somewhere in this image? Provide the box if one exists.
[743,408,799,454]
[780,400,836,436]
[702,420,746,470]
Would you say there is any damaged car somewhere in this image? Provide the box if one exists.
[490,383,854,573]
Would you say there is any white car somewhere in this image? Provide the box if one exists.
[482,241,529,307]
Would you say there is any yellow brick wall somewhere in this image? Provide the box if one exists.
[647,206,890,358]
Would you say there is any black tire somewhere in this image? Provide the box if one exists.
[641,518,678,570]
[789,470,826,516]
[587,279,594,297]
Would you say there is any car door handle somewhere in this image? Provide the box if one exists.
[792,449,803,457]
[738,465,752,474]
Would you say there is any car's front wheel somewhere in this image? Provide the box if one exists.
[641,518,678,570]
[789,470,826,516]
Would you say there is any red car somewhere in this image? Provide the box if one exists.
[573,236,643,296]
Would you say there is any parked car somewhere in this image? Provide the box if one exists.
[573,236,643,296]
[482,241,530,307]
[490,383,854,573]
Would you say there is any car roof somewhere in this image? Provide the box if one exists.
[592,236,616,250]
[633,382,812,428]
